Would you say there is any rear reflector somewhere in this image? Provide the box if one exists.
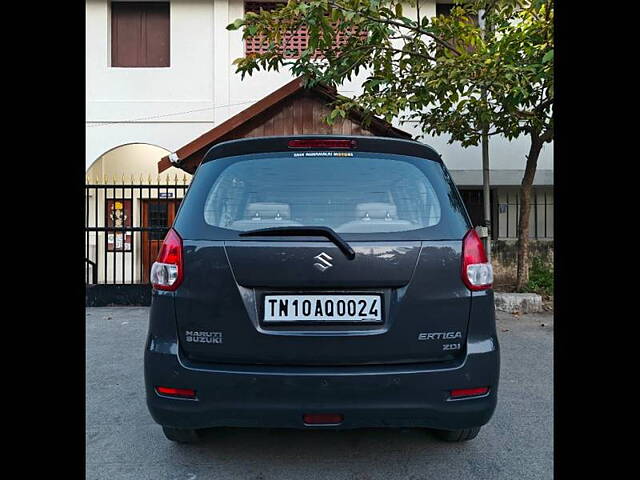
[303,413,344,425]
[288,139,356,149]
[155,386,196,399]
[450,387,489,399]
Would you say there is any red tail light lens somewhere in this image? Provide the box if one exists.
[155,386,196,399]
[303,413,344,425]
[288,139,356,149]
[450,387,490,399]
[461,229,493,291]
[150,228,184,291]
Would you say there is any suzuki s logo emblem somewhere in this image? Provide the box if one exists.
[313,252,333,272]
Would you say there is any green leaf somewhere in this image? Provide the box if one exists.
[226,18,244,31]
[542,49,553,63]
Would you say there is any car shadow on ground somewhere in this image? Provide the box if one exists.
[169,426,476,457]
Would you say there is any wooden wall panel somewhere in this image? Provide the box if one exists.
[144,3,170,67]
[112,3,142,67]
[219,93,376,141]
[292,99,302,135]
[301,97,313,133]
[112,2,169,67]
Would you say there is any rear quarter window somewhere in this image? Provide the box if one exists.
[175,152,470,241]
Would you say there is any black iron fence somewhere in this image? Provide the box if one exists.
[494,187,553,240]
[459,187,553,241]
[85,178,190,288]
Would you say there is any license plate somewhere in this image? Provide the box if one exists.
[263,295,382,323]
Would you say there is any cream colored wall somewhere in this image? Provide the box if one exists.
[86,143,191,183]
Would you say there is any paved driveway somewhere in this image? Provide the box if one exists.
[86,307,553,480]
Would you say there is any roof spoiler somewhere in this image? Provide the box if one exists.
[197,135,442,166]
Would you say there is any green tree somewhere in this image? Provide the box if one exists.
[228,0,553,289]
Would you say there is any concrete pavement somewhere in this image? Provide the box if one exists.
[86,307,553,480]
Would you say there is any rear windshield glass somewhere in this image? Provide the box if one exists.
[193,152,468,236]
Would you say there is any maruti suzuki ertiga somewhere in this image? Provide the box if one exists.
[144,136,499,444]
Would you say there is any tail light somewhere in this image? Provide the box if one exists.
[150,228,184,291]
[155,386,196,399]
[450,387,490,399]
[461,229,493,291]
[288,139,356,149]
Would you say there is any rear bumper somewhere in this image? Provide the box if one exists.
[144,340,499,431]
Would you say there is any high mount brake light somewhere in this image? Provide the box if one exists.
[150,228,184,291]
[288,139,357,149]
[461,229,493,291]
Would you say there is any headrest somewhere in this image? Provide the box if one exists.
[355,202,398,220]
[245,202,291,220]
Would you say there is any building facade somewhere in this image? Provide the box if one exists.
[85,0,553,295]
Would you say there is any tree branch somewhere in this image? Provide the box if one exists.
[326,1,463,56]
[534,97,554,113]
[539,128,553,143]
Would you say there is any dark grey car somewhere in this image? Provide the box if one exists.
[144,136,499,444]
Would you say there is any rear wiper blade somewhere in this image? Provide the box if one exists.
[239,226,356,260]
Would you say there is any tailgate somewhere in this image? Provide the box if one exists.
[173,240,471,366]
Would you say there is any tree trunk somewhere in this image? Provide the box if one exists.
[515,132,544,290]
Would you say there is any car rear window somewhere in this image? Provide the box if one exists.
[173,151,470,240]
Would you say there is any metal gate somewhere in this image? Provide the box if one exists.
[85,177,190,306]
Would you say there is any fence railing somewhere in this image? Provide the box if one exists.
[85,177,190,285]
[494,187,553,240]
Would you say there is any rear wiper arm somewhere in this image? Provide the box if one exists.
[239,226,356,260]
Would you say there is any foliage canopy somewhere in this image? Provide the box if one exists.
[228,0,553,147]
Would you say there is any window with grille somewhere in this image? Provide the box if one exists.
[244,2,366,59]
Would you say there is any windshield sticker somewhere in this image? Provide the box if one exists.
[292,152,354,157]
